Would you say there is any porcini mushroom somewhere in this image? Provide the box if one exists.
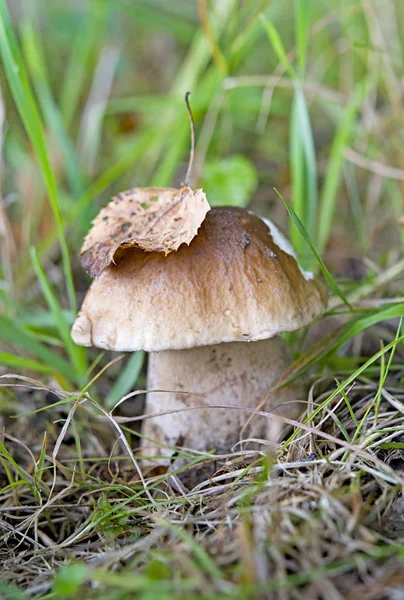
[72,207,327,465]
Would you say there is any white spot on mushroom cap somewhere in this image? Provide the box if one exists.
[254,214,314,281]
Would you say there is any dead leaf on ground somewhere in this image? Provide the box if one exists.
[81,186,210,277]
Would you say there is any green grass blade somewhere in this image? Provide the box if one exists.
[17,309,75,330]
[261,12,317,265]
[20,22,86,198]
[160,520,224,581]
[105,351,145,409]
[0,316,75,382]
[290,86,318,262]
[260,14,296,78]
[59,24,96,128]
[30,248,87,381]
[0,439,35,495]
[290,91,305,252]
[331,304,404,354]
[0,0,76,311]
[279,303,404,389]
[275,188,352,309]
[0,579,29,600]
[317,80,369,254]
[77,45,120,178]
[339,386,359,429]
[295,0,310,77]
[284,332,404,448]
[312,333,404,420]
[372,318,402,424]
[0,352,58,375]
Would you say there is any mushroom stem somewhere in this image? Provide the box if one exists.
[141,337,302,466]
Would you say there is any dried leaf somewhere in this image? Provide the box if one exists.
[81,186,210,277]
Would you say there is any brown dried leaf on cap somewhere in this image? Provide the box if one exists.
[81,186,210,278]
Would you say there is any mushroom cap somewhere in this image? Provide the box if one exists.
[72,207,328,352]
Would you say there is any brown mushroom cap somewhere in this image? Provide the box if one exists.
[71,207,327,352]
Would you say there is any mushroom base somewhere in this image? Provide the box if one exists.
[141,338,303,467]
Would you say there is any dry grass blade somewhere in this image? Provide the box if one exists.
[0,363,404,597]
[101,403,404,487]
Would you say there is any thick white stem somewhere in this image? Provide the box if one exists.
[141,338,303,466]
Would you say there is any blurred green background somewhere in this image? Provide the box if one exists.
[0,0,403,388]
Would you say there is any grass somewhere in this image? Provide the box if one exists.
[0,0,404,598]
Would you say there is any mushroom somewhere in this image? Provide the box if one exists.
[72,207,327,466]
